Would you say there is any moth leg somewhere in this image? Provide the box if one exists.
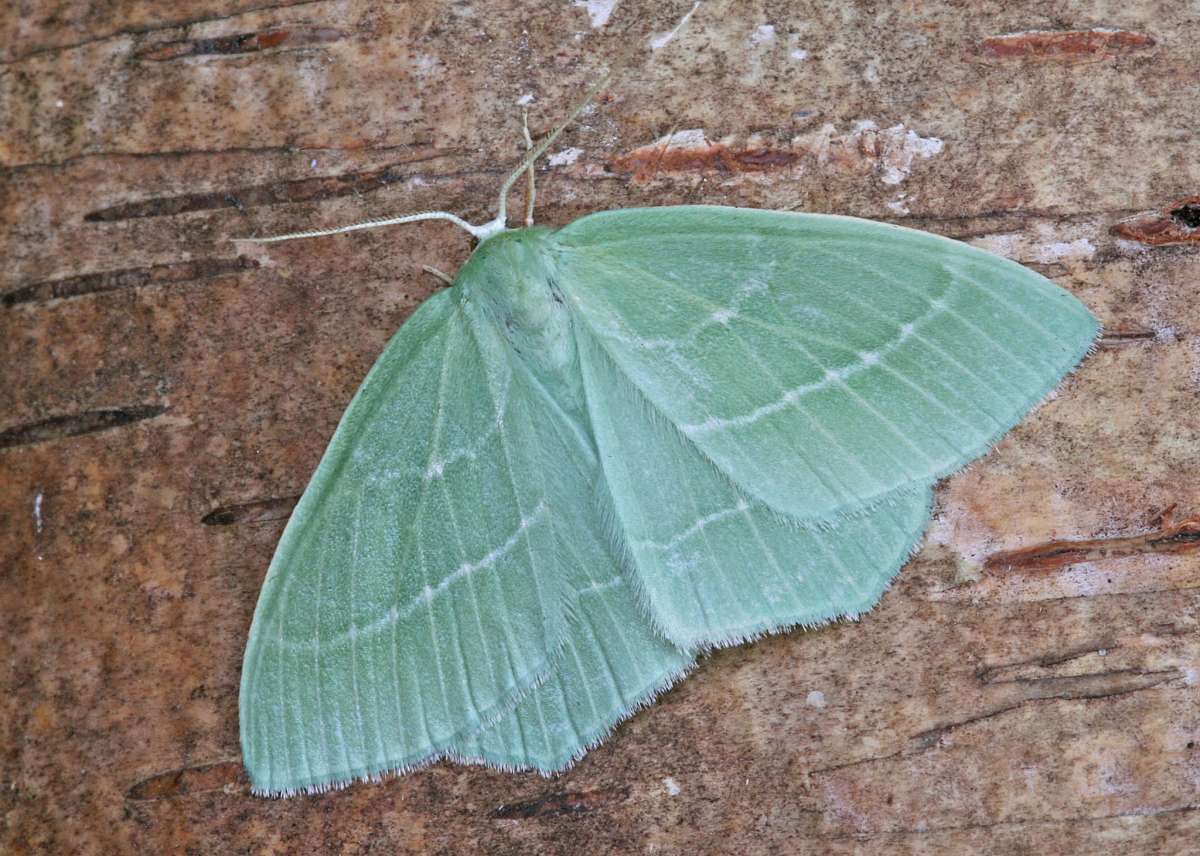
[521,107,536,227]
[421,265,454,286]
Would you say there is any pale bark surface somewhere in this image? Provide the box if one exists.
[2,2,1198,854]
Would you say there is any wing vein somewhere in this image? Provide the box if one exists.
[460,309,558,688]
[438,476,485,722]
[348,490,373,770]
[413,321,459,745]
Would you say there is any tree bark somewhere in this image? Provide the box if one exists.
[2,2,1197,853]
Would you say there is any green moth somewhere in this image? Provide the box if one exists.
[237,97,1098,796]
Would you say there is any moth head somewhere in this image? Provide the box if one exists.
[459,227,558,303]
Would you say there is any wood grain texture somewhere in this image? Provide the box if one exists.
[1,1,1197,853]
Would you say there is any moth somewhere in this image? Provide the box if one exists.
[237,93,1098,796]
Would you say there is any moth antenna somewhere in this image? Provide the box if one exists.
[234,64,617,246]
[490,71,613,232]
[521,107,537,228]
[231,210,490,244]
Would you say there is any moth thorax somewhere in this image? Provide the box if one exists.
[468,228,574,373]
